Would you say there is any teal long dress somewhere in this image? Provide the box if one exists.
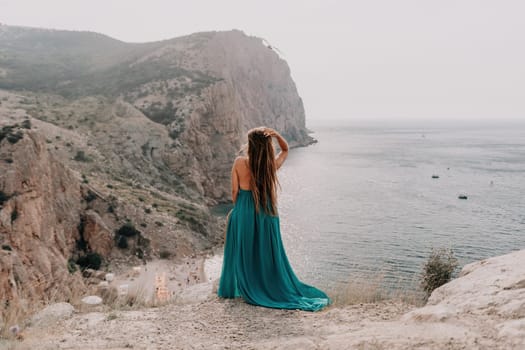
[218,188,331,311]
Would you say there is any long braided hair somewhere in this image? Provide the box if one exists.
[247,128,279,216]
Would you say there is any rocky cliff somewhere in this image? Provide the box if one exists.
[143,30,313,200]
[0,124,86,316]
[0,25,314,203]
[0,25,311,318]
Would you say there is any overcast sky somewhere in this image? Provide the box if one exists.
[1,0,524,122]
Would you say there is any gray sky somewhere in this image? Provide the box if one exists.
[1,0,524,122]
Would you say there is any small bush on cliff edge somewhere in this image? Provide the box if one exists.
[77,252,102,270]
[420,248,458,299]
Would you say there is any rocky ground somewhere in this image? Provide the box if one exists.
[2,249,524,349]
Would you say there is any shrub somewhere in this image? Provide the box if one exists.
[0,129,24,144]
[0,125,24,145]
[0,191,11,206]
[21,119,31,129]
[77,253,103,270]
[10,207,18,222]
[169,129,181,139]
[67,258,77,274]
[116,222,140,237]
[137,235,150,248]
[74,150,90,162]
[144,207,152,214]
[421,248,458,298]
[84,190,97,202]
[1,244,12,251]
[159,250,171,259]
[7,131,23,144]
[116,235,128,249]
[76,236,87,252]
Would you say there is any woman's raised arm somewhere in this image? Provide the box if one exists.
[264,128,288,169]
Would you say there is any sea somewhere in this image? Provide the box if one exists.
[210,120,525,291]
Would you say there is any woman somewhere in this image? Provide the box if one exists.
[218,127,330,311]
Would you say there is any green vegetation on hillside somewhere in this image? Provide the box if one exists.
[0,26,220,98]
[0,124,25,144]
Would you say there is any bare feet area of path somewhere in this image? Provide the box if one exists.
[3,249,525,350]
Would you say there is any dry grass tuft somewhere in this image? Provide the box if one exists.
[80,278,171,312]
[329,273,424,307]
[330,275,387,306]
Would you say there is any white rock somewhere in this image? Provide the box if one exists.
[406,248,525,342]
[118,284,129,296]
[94,270,106,280]
[428,250,525,313]
[81,295,103,306]
[402,304,455,322]
[497,318,525,339]
[9,325,20,335]
[98,281,109,288]
[78,312,107,328]
[105,273,115,282]
[30,302,75,327]
[132,266,141,275]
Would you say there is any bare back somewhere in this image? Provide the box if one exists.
[230,128,289,203]
[231,153,287,202]
[234,156,252,190]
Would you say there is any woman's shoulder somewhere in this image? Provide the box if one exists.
[233,156,249,173]
[234,156,248,164]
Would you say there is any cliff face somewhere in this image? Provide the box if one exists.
[0,126,85,314]
[135,30,313,201]
[0,26,313,203]
[0,26,308,313]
